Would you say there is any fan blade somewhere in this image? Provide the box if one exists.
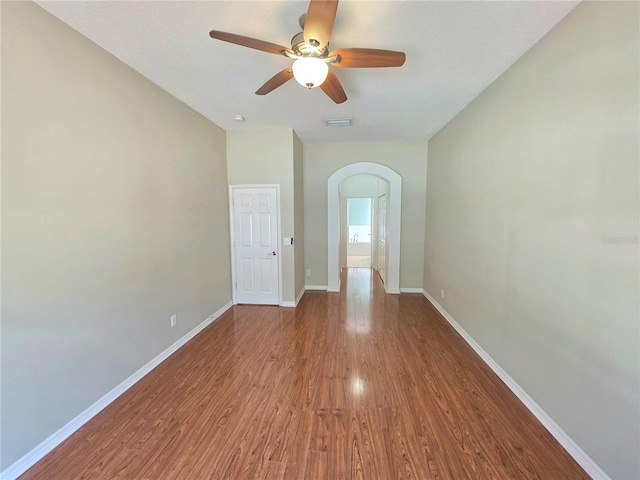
[330,48,406,68]
[256,68,294,95]
[303,0,339,51]
[320,69,347,104]
[209,30,292,56]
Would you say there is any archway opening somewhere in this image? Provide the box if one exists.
[327,162,402,293]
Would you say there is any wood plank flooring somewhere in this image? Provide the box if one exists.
[20,268,589,479]
[347,256,371,267]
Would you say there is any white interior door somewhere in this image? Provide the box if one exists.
[232,187,279,305]
[377,194,386,283]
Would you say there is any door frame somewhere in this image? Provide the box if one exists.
[377,193,386,281]
[327,162,402,294]
[228,184,282,306]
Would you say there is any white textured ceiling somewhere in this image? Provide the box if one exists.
[36,0,579,144]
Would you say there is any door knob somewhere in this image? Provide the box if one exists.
[268,251,276,256]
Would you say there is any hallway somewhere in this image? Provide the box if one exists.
[21,269,587,479]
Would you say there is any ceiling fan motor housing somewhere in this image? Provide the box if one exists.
[290,32,328,58]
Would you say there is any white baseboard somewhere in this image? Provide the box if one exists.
[295,287,305,305]
[327,278,341,293]
[421,290,608,480]
[386,287,401,294]
[280,287,306,307]
[400,287,423,293]
[1,301,233,480]
[304,285,328,291]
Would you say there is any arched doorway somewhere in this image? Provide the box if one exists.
[327,162,402,293]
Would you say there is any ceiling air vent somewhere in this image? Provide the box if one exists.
[325,118,352,127]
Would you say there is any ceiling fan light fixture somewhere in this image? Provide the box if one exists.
[292,57,328,89]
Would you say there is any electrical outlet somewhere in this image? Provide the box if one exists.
[440,289,445,299]
[170,314,177,327]
[306,269,311,276]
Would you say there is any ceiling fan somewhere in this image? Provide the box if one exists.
[209,0,406,104]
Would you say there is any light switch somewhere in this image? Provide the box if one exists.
[283,237,293,245]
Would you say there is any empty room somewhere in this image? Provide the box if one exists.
[1,1,638,479]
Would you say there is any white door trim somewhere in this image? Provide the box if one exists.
[377,193,387,283]
[228,184,283,305]
[328,163,402,294]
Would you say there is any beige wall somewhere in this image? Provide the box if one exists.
[424,2,639,478]
[227,129,298,303]
[304,141,427,288]
[1,1,232,470]
[293,132,304,300]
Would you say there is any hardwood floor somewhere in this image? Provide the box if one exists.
[347,255,371,267]
[20,268,588,479]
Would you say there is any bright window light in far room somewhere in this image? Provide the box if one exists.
[292,57,329,88]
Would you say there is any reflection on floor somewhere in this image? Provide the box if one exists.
[347,255,371,267]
